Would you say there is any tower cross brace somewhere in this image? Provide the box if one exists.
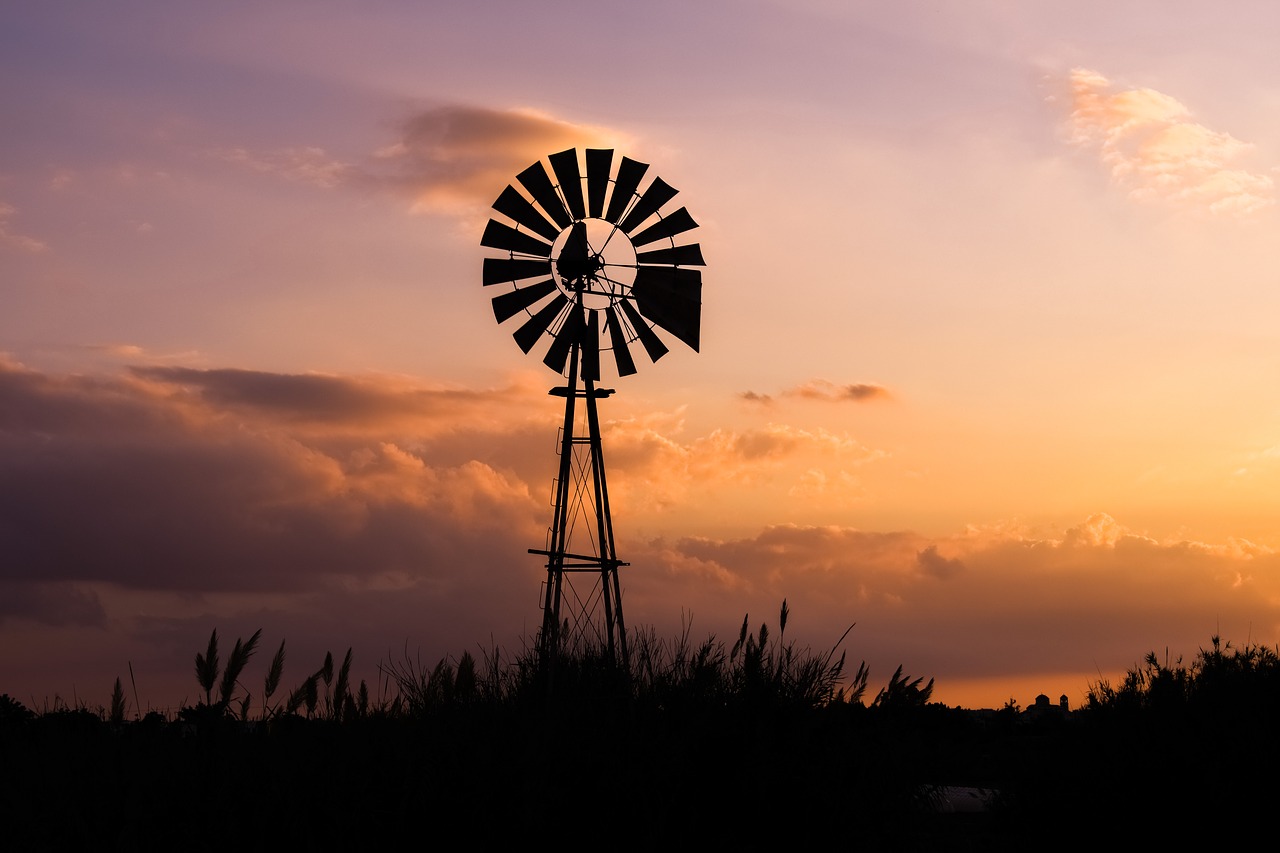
[529,336,629,667]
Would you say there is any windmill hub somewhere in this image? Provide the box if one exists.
[550,217,635,310]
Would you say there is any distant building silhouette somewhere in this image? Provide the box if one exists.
[1024,692,1070,721]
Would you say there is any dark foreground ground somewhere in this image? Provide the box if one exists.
[5,695,1277,850]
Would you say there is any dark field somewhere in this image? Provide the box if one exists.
[5,628,1279,849]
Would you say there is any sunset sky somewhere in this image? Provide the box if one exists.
[5,1,1280,712]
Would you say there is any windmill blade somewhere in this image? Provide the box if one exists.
[618,177,678,234]
[633,265,702,291]
[631,207,699,247]
[517,161,571,229]
[483,257,551,286]
[549,149,586,221]
[582,309,601,382]
[635,243,705,266]
[543,303,585,373]
[631,266,702,352]
[514,293,568,353]
[605,305,637,377]
[492,279,557,323]
[620,299,669,364]
[585,149,613,218]
[481,219,553,257]
[604,157,649,224]
[493,186,561,242]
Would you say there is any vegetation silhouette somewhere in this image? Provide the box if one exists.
[987,635,1280,844]
[5,618,1280,848]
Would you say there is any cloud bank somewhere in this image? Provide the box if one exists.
[0,360,549,598]
[3,361,1277,709]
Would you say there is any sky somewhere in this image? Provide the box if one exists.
[4,1,1280,712]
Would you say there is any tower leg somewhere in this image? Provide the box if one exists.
[540,344,579,662]
[532,344,629,672]
[584,375,628,668]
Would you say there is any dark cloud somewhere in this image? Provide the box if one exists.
[0,581,105,627]
[739,380,891,406]
[130,365,517,427]
[0,360,543,601]
[785,380,891,402]
[374,105,621,210]
[0,362,173,434]
[0,361,631,707]
[916,545,964,579]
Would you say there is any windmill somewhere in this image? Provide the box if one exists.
[480,148,704,666]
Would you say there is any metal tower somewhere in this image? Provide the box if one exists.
[530,334,628,665]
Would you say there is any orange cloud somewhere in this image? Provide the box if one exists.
[1067,68,1274,216]
[215,104,627,216]
[785,380,891,402]
[377,105,627,214]
[601,410,885,513]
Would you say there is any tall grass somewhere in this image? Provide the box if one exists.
[185,628,262,722]
[371,600,871,716]
[627,599,866,709]
[15,603,919,724]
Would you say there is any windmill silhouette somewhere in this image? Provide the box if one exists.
[481,148,704,666]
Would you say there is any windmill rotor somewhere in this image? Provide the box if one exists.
[481,148,704,378]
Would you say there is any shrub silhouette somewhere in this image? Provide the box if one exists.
[1085,634,1280,723]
